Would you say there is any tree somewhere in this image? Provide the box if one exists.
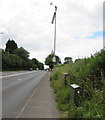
[32,58,39,65]
[45,53,61,69]
[2,50,23,70]
[31,58,39,70]
[2,39,45,71]
[75,58,81,62]
[5,39,18,53]
[31,58,44,70]
[64,57,73,64]
[38,62,44,70]
[14,47,29,60]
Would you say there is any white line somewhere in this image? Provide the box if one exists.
[16,72,44,118]
[0,71,37,79]
[16,86,39,118]
[18,78,22,81]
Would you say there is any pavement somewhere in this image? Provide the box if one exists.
[19,72,59,118]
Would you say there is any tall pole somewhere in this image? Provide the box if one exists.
[51,4,57,69]
[54,8,56,69]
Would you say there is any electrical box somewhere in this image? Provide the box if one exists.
[70,84,82,106]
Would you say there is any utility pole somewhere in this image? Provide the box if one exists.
[51,2,57,69]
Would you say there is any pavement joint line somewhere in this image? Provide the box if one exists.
[0,71,38,79]
[16,87,39,118]
[16,72,47,118]
[16,83,40,118]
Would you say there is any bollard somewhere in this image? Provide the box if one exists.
[63,73,68,85]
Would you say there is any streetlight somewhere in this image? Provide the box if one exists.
[50,2,57,68]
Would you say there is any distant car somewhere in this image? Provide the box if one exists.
[45,68,50,71]
[29,68,33,71]
[37,68,39,70]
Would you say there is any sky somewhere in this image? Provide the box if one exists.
[0,0,104,66]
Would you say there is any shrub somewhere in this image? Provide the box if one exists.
[50,49,105,118]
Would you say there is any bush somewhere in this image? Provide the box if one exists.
[50,49,105,118]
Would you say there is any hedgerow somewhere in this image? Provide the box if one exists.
[50,49,105,118]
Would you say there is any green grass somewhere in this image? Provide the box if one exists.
[50,49,105,118]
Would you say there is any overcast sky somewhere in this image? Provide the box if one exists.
[0,0,104,65]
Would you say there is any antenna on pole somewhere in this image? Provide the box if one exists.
[50,2,58,68]
[50,2,53,5]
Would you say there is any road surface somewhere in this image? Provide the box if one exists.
[2,70,59,118]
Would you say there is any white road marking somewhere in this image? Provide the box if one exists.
[18,78,22,81]
[16,72,45,118]
[16,86,39,118]
[0,71,37,79]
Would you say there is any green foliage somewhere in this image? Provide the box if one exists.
[50,49,105,118]
[14,47,29,60]
[2,51,23,70]
[38,62,44,70]
[2,40,44,71]
[31,58,44,70]
[64,57,73,64]
[5,39,18,53]
[66,90,104,118]
[45,53,61,69]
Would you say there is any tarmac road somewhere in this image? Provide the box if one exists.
[2,70,48,118]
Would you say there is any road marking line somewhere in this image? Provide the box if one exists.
[16,86,39,118]
[18,78,22,81]
[16,72,47,118]
[0,71,37,79]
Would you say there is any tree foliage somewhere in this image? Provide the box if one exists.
[5,39,18,53]
[31,58,44,70]
[64,57,73,64]
[14,47,29,60]
[2,40,44,71]
[45,53,61,69]
[50,49,105,118]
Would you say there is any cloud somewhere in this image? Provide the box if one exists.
[0,0,103,63]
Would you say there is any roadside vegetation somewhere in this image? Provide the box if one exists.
[45,52,61,70]
[50,49,105,118]
[1,39,44,71]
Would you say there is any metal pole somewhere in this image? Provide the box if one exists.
[53,11,56,68]
[51,4,57,69]
[54,6,57,55]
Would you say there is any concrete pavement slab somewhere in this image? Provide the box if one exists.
[19,72,59,118]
